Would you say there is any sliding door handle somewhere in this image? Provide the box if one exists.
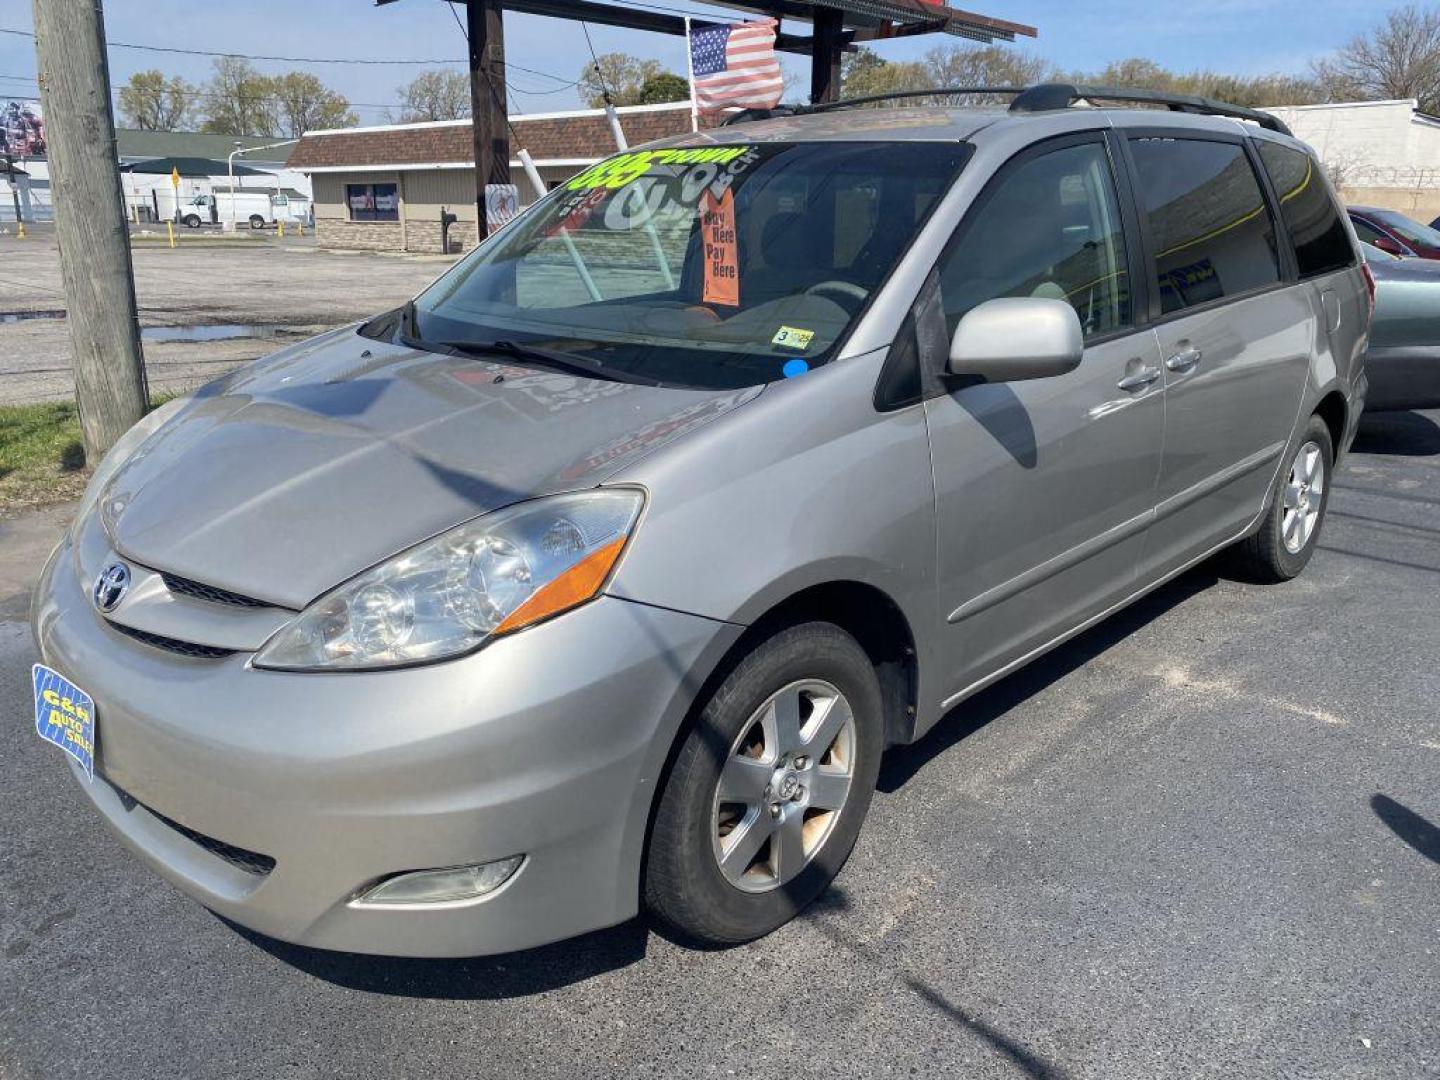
[1165,348,1202,372]
[1117,366,1161,392]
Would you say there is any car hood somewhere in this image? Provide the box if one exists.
[97,327,761,609]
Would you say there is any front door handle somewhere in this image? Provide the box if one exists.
[1117,366,1161,392]
[1165,347,1202,372]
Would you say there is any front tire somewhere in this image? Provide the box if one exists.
[183,214,202,228]
[645,622,883,946]
[1229,413,1333,582]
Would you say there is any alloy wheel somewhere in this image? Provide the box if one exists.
[1282,439,1325,554]
[711,679,857,893]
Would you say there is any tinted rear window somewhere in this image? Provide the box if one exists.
[1256,141,1354,278]
[1130,137,1280,314]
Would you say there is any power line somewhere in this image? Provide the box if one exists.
[0,24,585,87]
[0,26,464,65]
[580,22,613,105]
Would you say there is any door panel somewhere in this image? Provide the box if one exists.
[1124,133,1314,574]
[927,331,1165,701]
[1145,290,1313,571]
[922,135,1164,705]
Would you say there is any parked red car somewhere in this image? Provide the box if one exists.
[1348,206,1440,260]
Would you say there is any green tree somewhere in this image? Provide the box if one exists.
[396,70,471,122]
[838,47,928,101]
[638,72,689,105]
[269,72,356,137]
[578,53,674,107]
[1081,59,1320,108]
[117,70,194,131]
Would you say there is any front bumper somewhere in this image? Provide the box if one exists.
[32,534,740,957]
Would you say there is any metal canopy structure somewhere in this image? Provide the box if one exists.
[376,0,1036,232]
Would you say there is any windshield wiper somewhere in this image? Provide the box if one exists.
[391,302,661,386]
[438,338,662,386]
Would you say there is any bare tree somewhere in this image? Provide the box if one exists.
[1312,5,1440,113]
[923,44,1054,101]
[837,44,1049,106]
[395,70,471,122]
[200,56,280,137]
[117,70,193,130]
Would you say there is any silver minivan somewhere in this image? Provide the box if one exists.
[32,86,1370,957]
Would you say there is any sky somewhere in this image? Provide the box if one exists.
[0,0,1394,126]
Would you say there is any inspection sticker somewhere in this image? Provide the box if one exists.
[33,664,95,781]
[771,326,815,350]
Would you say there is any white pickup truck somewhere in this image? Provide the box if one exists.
[180,190,308,229]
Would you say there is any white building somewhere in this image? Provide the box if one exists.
[1265,99,1440,223]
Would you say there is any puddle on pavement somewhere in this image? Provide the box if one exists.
[0,312,295,344]
[0,309,67,323]
[141,324,287,343]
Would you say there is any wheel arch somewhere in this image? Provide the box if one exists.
[1313,388,1348,459]
[632,578,920,907]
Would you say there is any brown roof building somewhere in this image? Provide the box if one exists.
[287,101,700,255]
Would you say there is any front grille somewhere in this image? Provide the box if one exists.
[161,572,270,609]
[107,621,235,659]
[110,781,276,876]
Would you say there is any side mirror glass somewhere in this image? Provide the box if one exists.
[947,297,1085,382]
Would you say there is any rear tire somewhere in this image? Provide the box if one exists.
[645,622,883,946]
[248,214,265,230]
[1228,414,1333,582]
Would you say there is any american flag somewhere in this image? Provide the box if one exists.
[689,19,784,114]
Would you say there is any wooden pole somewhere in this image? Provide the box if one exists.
[32,0,147,459]
[466,0,510,240]
[810,7,843,104]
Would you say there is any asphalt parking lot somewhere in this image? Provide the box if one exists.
[0,228,453,405]
[1,409,1437,1080]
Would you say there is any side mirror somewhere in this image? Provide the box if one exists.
[947,297,1084,382]
[1372,235,1409,257]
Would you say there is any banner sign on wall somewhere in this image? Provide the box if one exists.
[1,100,45,158]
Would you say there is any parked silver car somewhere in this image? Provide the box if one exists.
[31,86,1370,957]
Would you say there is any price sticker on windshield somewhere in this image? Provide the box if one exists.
[701,188,739,307]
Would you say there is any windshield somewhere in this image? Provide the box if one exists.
[391,141,971,389]
[1372,210,1440,248]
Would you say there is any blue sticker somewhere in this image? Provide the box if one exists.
[33,664,95,780]
[782,358,809,379]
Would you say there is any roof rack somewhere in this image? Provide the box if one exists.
[1009,83,1292,136]
[719,82,1292,137]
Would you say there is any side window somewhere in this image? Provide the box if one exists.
[1129,137,1280,314]
[1256,141,1355,278]
[1349,216,1388,247]
[937,141,1132,340]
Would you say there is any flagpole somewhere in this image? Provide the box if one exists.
[683,17,700,132]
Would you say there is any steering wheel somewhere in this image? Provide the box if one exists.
[803,280,869,314]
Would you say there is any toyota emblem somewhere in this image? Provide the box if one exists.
[93,562,131,613]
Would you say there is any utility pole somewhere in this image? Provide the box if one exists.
[32,0,148,460]
[810,8,844,104]
[466,0,510,240]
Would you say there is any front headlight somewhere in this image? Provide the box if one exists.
[253,489,644,671]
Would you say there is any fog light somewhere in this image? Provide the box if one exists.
[355,855,524,906]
